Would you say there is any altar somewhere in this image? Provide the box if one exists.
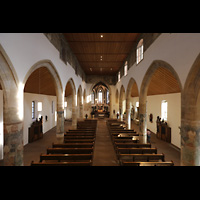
[91,105,110,118]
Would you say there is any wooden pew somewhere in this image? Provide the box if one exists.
[52,143,94,148]
[121,161,174,166]
[31,160,92,166]
[116,147,157,154]
[114,143,151,149]
[47,147,93,154]
[40,153,93,162]
[64,139,95,143]
[64,132,95,136]
[64,135,95,139]
[113,138,139,144]
[119,153,165,163]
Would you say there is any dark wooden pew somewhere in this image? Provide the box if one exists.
[31,160,92,166]
[47,147,93,154]
[64,135,95,139]
[121,161,174,166]
[114,143,151,149]
[40,153,93,162]
[65,132,95,136]
[116,147,157,154]
[119,153,165,163]
[64,139,95,143]
[52,143,94,148]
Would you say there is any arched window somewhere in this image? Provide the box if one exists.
[98,90,102,103]
[118,71,121,82]
[124,61,128,76]
[161,100,168,121]
[136,39,144,64]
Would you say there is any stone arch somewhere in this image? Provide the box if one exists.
[0,45,23,166]
[139,60,182,136]
[65,78,76,129]
[125,78,139,129]
[119,85,125,121]
[89,81,113,118]
[77,85,83,119]
[181,53,200,165]
[24,60,64,143]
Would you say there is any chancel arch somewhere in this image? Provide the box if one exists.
[90,81,111,118]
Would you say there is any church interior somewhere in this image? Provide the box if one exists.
[0,33,200,166]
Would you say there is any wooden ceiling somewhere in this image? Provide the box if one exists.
[24,67,56,96]
[131,82,139,97]
[147,67,181,96]
[63,33,141,75]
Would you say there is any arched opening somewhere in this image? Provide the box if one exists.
[24,67,57,145]
[181,53,200,165]
[119,85,125,121]
[126,78,139,129]
[64,78,76,129]
[91,81,110,118]
[77,85,83,119]
[139,60,182,145]
[24,60,64,144]
[0,48,23,166]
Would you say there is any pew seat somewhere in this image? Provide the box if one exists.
[31,160,92,166]
[40,153,93,162]
[122,161,174,166]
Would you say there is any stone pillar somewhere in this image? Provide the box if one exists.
[126,108,131,129]
[3,91,23,166]
[80,104,83,119]
[72,106,77,129]
[180,125,200,166]
[56,108,64,143]
[138,102,147,136]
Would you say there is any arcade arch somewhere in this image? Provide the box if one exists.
[126,78,139,129]
[65,78,77,129]
[139,60,182,138]
[24,60,64,143]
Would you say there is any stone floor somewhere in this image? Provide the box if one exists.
[0,118,181,166]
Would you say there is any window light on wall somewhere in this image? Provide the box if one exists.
[124,61,128,76]
[118,71,121,82]
[38,102,42,112]
[161,100,168,121]
[136,39,144,64]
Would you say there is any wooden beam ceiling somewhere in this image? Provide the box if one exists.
[63,33,141,75]
[24,67,56,96]
[147,67,181,96]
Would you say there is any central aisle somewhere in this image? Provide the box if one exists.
[92,119,119,166]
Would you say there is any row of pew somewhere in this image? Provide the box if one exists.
[31,119,97,166]
[106,119,174,166]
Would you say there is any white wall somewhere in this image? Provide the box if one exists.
[64,95,72,119]
[116,33,200,94]
[0,33,85,100]
[131,93,181,148]
[23,93,57,145]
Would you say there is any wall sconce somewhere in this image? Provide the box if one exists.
[38,102,42,111]
[64,101,67,108]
